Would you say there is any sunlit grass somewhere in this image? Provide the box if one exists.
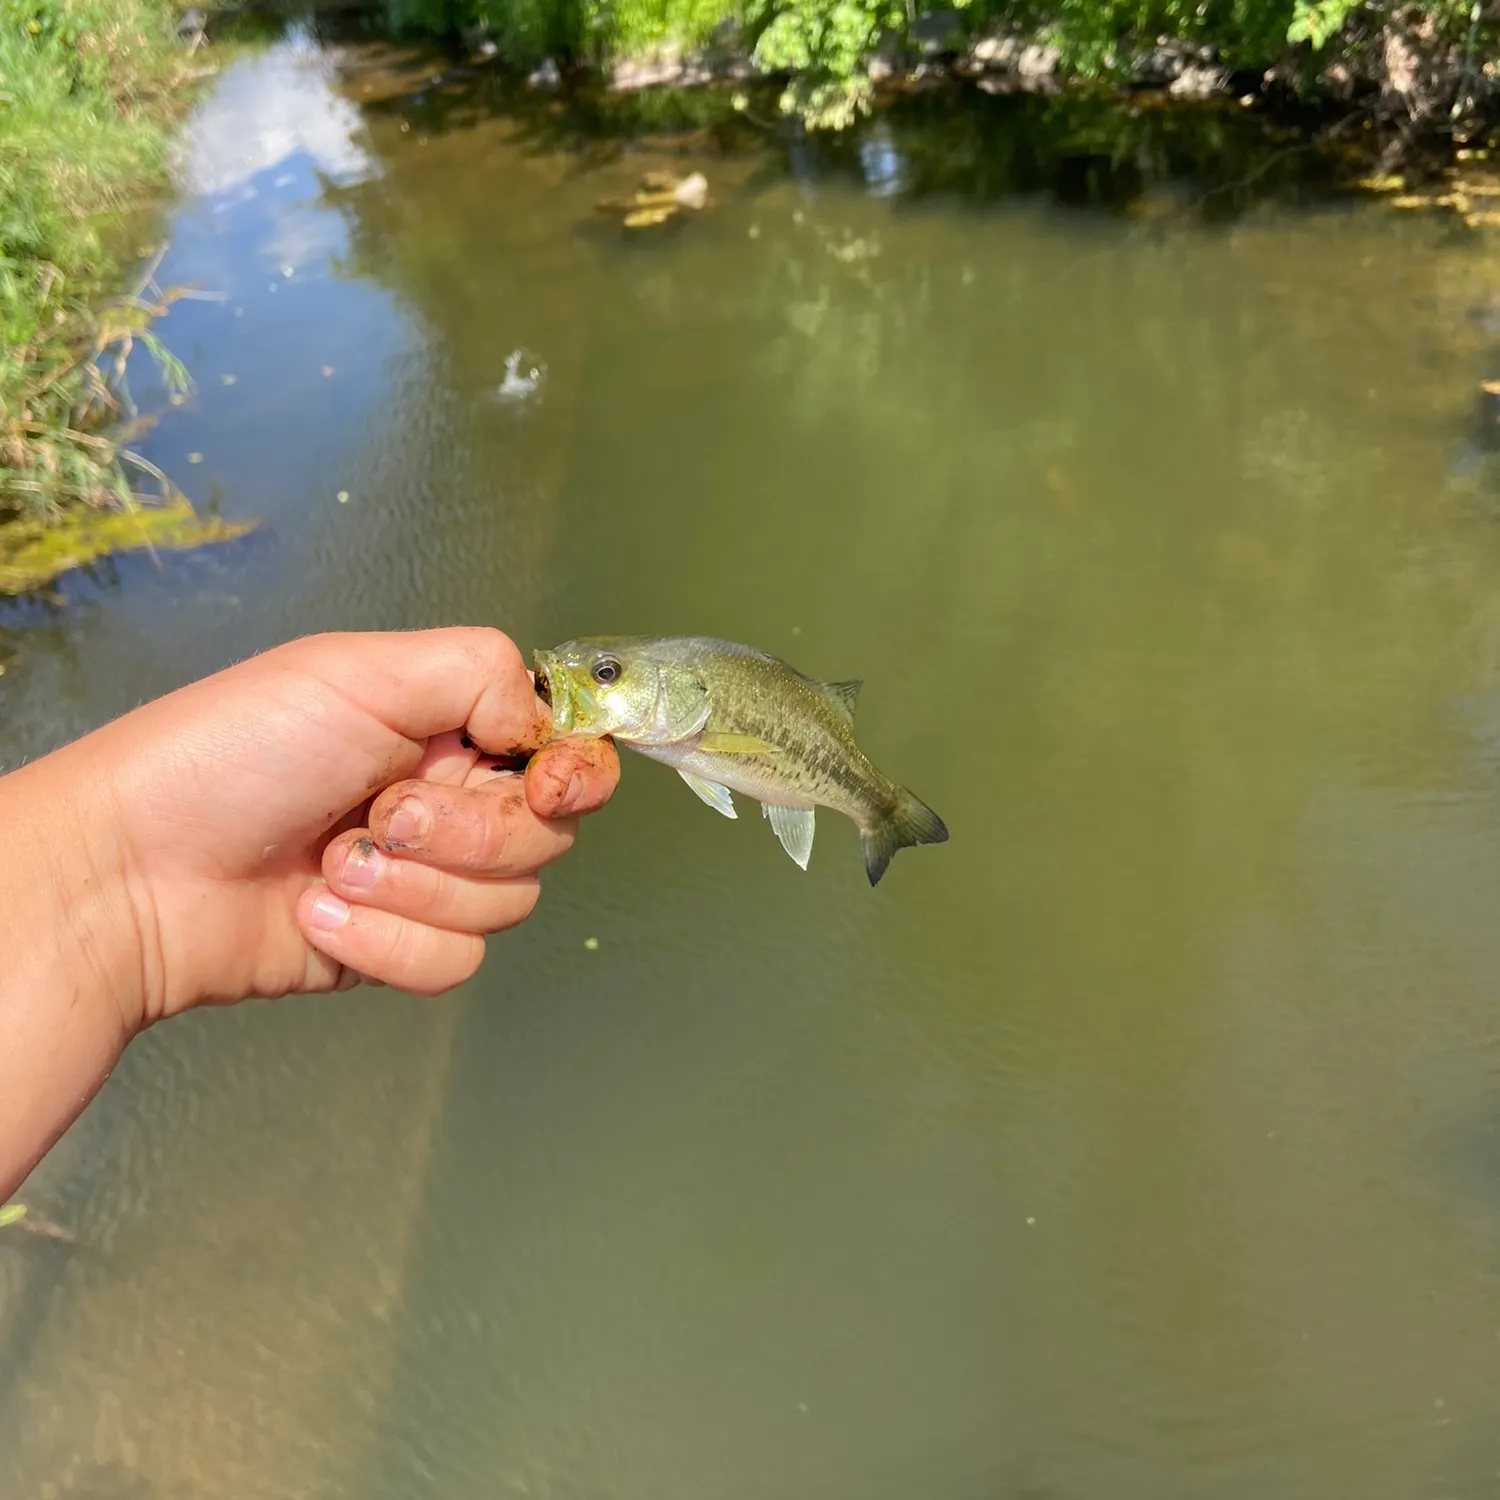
[0,0,213,522]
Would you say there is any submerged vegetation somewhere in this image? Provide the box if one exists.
[0,0,232,568]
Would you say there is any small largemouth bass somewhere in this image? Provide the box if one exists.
[534,635,948,885]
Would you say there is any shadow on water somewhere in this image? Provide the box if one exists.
[315,21,1369,216]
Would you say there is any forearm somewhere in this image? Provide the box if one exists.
[0,752,145,1200]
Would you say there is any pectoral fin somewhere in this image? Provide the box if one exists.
[698,730,780,755]
[679,771,737,819]
[762,803,816,870]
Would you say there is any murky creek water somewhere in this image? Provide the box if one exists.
[7,28,1500,1499]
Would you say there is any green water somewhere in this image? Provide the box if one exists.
[6,30,1500,1500]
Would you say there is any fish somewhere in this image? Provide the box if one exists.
[533,635,948,885]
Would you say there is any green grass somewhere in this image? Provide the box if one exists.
[0,0,206,522]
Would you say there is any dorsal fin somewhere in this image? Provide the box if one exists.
[819,678,862,722]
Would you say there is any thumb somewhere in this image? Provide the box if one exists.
[276,627,547,753]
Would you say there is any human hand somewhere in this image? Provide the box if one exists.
[17,627,619,1026]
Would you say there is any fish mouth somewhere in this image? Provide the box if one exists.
[533,650,573,734]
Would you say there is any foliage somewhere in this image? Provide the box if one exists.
[999,0,1289,74]
[379,0,1494,130]
[1286,0,1361,50]
[747,0,898,127]
[385,0,736,65]
[0,0,205,520]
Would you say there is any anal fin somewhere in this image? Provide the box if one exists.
[762,803,816,870]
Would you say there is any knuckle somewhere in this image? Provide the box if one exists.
[421,870,471,927]
[466,791,521,871]
[368,912,419,976]
[457,626,523,679]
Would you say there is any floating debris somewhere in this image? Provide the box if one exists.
[320,365,335,377]
[221,373,237,386]
[337,490,350,504]
[186,452,204,464]
[596,171,710,231]
[0,1203,77,1243]
[584,936,600,951]
[493,349,546,403]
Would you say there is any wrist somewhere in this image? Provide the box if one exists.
[3,751,152,1034]
[0,752,152,1194]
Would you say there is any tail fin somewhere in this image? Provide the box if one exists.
[860,789,949,886]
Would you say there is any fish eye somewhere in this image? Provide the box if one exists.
[592,657,622,685]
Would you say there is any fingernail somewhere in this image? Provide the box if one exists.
[385,795,431,847]
[310,890,351,930]
[341,839,384,891]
